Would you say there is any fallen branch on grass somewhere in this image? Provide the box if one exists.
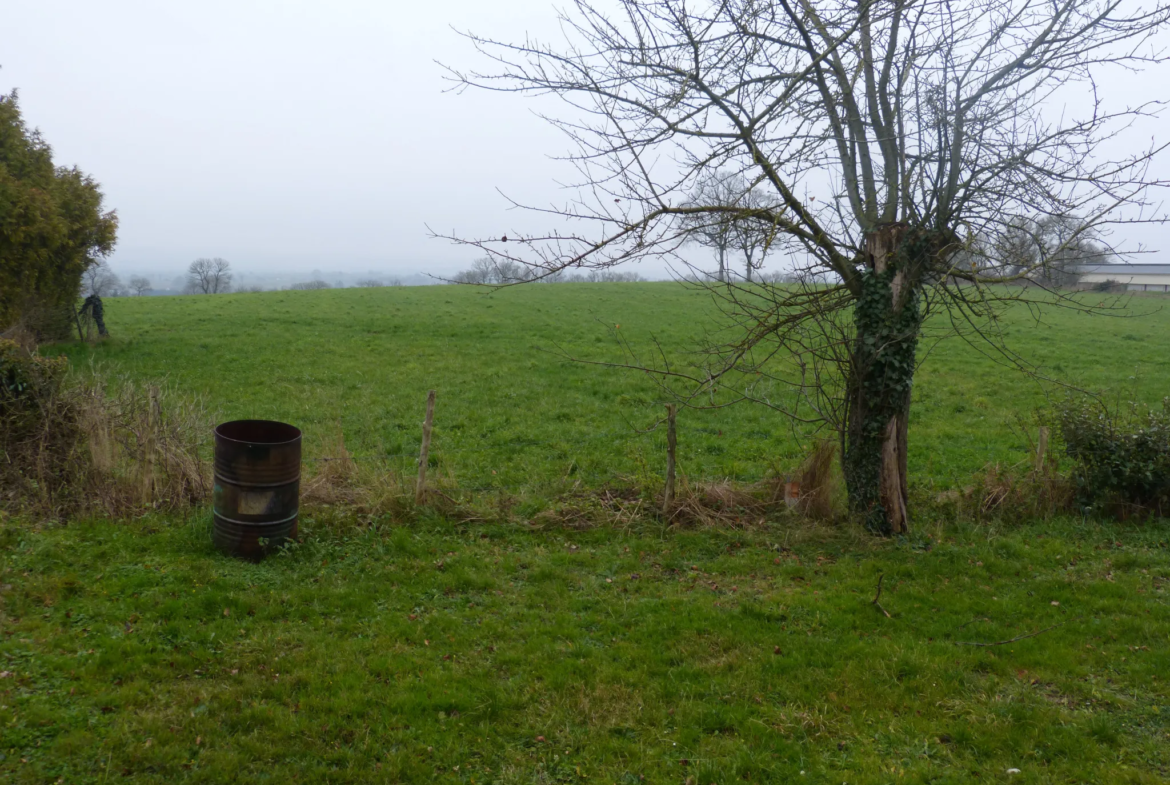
[872,574,891,618]
[954,620,1069,647]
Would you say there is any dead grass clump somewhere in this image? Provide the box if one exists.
[794,441,839,520]
[758,441,842,523]
[76,376,211,515]
[976,463,1075,521]
[1,339,211,519]
[301,426,473,523]
[2,339,83,515]
[936,462,1074,522]
[667,478,771,528]
[302,423,359,506]
[530,486,647,530]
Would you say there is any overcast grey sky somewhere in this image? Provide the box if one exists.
[1,0,578,279]
[3,0,1169,281]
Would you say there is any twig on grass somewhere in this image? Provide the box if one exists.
[426,488,460,506]
[872,574,891,618]
[954,620,1069,647]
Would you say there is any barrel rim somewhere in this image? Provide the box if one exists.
[215,419,302,447]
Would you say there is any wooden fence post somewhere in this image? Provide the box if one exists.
[144,385,160,502]
[663,404,677,513]
[416,390,436,505]
[1035,426,1049,473]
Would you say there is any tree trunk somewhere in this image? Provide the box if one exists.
[843,224,920,535]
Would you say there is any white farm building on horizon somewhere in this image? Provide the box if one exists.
[1078,264,1170,292]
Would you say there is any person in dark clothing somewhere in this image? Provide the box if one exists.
[79,295,108,337]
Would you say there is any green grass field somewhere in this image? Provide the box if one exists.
[42,282,1170,490]
[4,282,1170,783]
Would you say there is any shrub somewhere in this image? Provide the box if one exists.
[1056,395,1170,518]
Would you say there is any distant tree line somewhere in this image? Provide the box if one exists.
[451,257,645,284]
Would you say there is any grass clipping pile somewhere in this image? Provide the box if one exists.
[0,339,210,519]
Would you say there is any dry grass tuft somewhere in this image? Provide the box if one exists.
[530,486,647,530]
[301,427,475,523]
[794,440,839,521]
[932,460,1075,522]
[974,462,1074,521]
[667,478,772,528]
[2,339,211,519]
[75,377,211,515]
[302,422,359,506]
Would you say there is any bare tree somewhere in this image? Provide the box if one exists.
[684,171,740,282]
[186,258,233,294]
[1031,215,1113,288]
[686,171,780,283]
[731,184,780,284]
[354,279,385,287]
[440,0,1170,534]
[128,275,152,296]
[991,214,1112,286]
[82,261,121,298]
[289,280,331,290]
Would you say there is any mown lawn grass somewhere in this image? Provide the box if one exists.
[45,282,1170,492]
[1,513,1168,784]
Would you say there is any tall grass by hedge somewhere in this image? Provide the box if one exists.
[1,338,209,519]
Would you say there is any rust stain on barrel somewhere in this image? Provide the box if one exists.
[213,420,301,560]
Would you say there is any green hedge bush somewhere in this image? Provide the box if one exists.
[1056,394,1170,518]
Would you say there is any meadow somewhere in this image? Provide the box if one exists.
[3,282,1170,784]
[42,282,1170,492]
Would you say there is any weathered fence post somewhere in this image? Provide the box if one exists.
[663,404,677,514]
[1035,426,1050,473]
[416,390,436,505]
[144,385,160,502]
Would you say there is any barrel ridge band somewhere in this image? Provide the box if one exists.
[212,510,299,527]
[213,473,301,489]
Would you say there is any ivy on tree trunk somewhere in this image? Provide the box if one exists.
[843,225,940,535]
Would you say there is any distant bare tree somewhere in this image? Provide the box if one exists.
[186,258,233,294]
[82,261,121,298]
[128,276,152,296]
[354,279,385,287]
[731,185,780,283]
[440,0,1170,534]
[993,218,1042,279]
[990,214,1113,287]
[289,280,331,290]
[684,171,741,282]
[1032,216,1113,288]
[684,172,778,282]
[239,285,265,293]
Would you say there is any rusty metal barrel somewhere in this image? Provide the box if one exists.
[213,420,302,560]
